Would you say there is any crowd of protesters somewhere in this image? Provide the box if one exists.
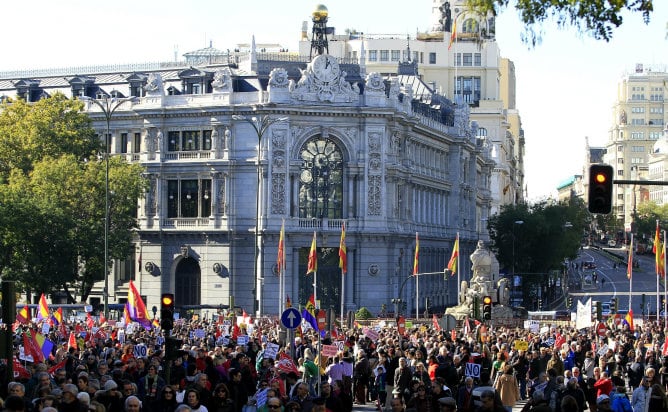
[2,311,668,412]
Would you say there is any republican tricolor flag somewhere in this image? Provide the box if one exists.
[127,281,152,330]
[37,294,49,321]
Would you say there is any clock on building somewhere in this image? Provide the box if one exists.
[312,54,340,82]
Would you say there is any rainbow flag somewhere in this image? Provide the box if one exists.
[448,233,459,276]
[413,232,419,276]
[306,231,317,275]
[339,222,347,274]
[37,294,49,321]
[127,281,152,330]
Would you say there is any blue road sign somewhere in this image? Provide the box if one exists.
[281,308,302,329]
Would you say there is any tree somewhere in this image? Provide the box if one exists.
[488,197,588,305]
[0,95,145,302]
[467,0,653,45]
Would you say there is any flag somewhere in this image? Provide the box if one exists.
[276,352,300,375]
[413,232,419,276]
[67,332,79,350]
[237,310,252,327]
[47,358,67,375]
[627,236,634,280]
[286,295,292,308]
[13,358,31,379]
[123,302,132,325]
[86,313,94,329]
[51,307,63,326]
[448,18,457,50]
[447,233,459,276]
[624,309,635,332]
[98,311,107,327]
[432,314,441,331]
[663,336,668,357]
[34,333,55,360]
[37,294,49,321]
[16,305,30,325]
[339,222,347,274]
[277,220,285,273]
[152,318,160,329]
[301,294,319,331]
[654,222,665,277]
[307,231,317,275]
[127,281,152,330]
[23,330,45,363]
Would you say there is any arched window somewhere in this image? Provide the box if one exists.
[462,18,479,34]
[298,136,344,219]
[477,127,488,137]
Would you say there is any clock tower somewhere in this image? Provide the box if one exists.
[310,4,332,58]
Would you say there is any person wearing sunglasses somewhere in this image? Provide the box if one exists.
[149,385,178,412]
[206,383,234,412]
[260,397,283,411]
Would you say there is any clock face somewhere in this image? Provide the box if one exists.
[312,54,339,82]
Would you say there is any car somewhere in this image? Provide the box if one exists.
[608,240,617,247]
[583,262,597,269]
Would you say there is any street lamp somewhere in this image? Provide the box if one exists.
[231,114,288,316]
[83,95,136,319]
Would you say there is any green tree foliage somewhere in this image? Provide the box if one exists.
[355,307,373,320]
[635,201,668,242]
[488,198,588,301]
[467,0,653,45]
[0,95,145,302]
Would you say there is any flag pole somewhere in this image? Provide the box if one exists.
[657,220,661,323]
[456,232,460,303]
[629,233,633,313]
[339,223,346,327]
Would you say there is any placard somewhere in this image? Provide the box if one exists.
[465,362,481,378]
[321,344,339,357]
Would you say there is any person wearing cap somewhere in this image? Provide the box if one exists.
[596,394,612,412]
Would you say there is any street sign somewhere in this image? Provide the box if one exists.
[397,316,406,335]
[281,308,302,330]
[597,322,607,337]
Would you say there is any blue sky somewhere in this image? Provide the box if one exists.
[2,0,667,200]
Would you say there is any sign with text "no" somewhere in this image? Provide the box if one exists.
[465,362,481,378]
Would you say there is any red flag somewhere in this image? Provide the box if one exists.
[276,352,300,375]
[99,312,107,326]
[48,358,67,375]
[432,314,441,331]
[86,313,94,329]
[413,232,419,276]
[13,358,31,379]
[663,336,668,357]
[23,330,45,363]
[68,332,77,351]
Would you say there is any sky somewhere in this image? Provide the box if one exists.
[2,0,667,200]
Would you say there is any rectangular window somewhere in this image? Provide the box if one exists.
[632,107,644,113]
[120,133,128,154]
[631,146,644,152]
[650,118,663,125]
[631,118,645,125]
[631,157,643,164]
[168,131,180,151]
[134,133,141,153]
[455,53,461,67]
[617,170,624,176]
[617,158,624,164]
[429,52,436,64]
[462,53,473,66]
[201,179,212,217]
[368,50,377,62]
[182,131,200,151]
[474,53,481,66]
[455,76,481,103]
[617,145,624,151]
[391,50,400,61]
[203,130,212,150]
[631,132,645,139]
[181,180,198,217]
[380,50,389,61]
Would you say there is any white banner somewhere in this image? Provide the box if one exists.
[576,298,593,330]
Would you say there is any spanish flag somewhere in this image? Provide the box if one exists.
[448,18,457,50]
[339,222,347,274]
[306,231,317,275]
[448,233,459,276]
[413,232,419,276]
[654,221,664,277]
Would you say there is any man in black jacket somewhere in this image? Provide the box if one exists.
[393,357,412,405]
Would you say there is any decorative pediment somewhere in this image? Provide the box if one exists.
[290,54,359,103]
[178,67,210,79]
[126,73,148,83]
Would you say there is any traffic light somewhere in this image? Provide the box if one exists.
[611,297,618,313]
[596,301,602,321]
[588,164,613,214]
[160,293,175,331]
[482,295,492,320]
[165,337,183,360]
[472,296,480,320]
[567,297,573,308]
[537,299,542,310]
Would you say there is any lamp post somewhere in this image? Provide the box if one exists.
[512,220,524,306]
[231,114,287,316]
[84,96,136,319]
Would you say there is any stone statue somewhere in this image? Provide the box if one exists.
[470,240,492,282]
